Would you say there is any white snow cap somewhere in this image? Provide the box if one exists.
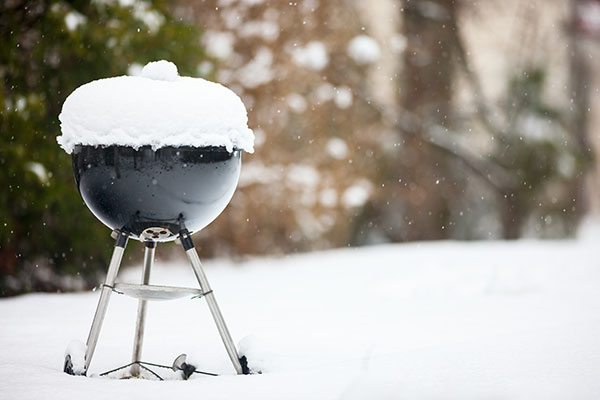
[57,60,254,154]
[140,60,179,81]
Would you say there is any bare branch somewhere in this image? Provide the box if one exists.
[376,103,516,192]
[423,124,516,191]
[447,14,505,141]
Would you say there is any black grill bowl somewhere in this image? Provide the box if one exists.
[72,145,241,241]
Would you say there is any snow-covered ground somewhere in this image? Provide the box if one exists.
[1,238,600,399]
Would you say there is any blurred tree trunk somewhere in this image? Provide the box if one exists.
[569,0,594,221]
[397,0,458,240]
[500,192,521,239]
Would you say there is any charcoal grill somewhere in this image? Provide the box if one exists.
[60,61,253,378]
[63,144,249,378]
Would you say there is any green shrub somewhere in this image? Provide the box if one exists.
[0,0,206,295]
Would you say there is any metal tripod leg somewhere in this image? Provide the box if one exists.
[130,241,156,376]
[84,231,129,373]
[179,230,244,375]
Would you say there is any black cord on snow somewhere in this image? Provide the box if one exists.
[100,361,164,380]
[99,360,218,380]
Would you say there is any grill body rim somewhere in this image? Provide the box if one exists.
[72,144,241,241]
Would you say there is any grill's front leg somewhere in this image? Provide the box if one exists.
[84,230,129,374]
[179,229,247,375]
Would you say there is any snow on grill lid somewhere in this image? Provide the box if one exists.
[57,60,254,154]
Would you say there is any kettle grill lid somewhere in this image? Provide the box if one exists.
[57,60,254,155]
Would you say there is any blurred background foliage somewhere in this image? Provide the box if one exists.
[0,0,206,294]
[0,0,596,295]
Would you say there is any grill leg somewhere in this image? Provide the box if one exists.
[84,231,129,374]
[130,241,156,376]
[179,230,245,375]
